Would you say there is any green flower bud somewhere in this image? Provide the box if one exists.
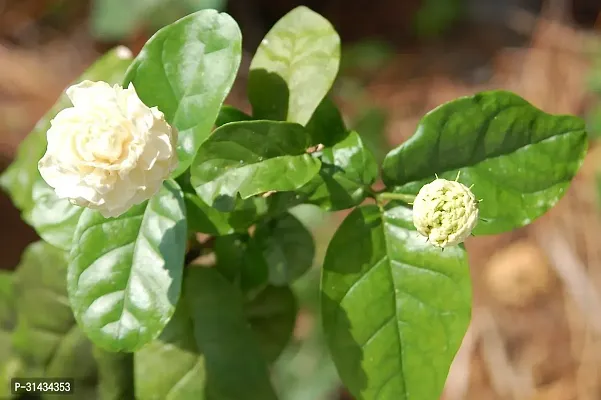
[412,178,479,248]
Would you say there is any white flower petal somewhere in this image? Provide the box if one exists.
[38,80,178,218]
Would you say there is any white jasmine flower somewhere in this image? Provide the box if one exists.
[38,80,178,218]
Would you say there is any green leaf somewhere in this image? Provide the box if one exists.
[306,96,348,147]
[381,91,588,234]
[190,120,321,212]
[352,107,389,164]
[248,6,341,125]
[0,46,132,214]
[24,180,84,251]
[185,193,266,236]
[245,285,298,363]
[216,105,252,128]
[252,213,315,286]
[178,169,267,236]
[124,9,242,177]
[0,47,133,250]
[213,234,270,297]
[67,180,187,352]
[300,131,378,211]
[94,348,134,400]
[321,205,471,400]
[135,268,277,400]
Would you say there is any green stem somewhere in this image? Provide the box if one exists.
[376,192,416,204]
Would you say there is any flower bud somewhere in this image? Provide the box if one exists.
[412,178,479,248]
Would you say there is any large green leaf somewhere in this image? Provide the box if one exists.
[0,47,132,244]
[252,212,315,286]
[321,205,471,400]
[248,6,340,125]
[67,180,187,352]
[301,131,378,211]
[190,120,321,212]
[94,348,134,400]
[382,91,588,234]
[123,9,242,177]
[135,268,277,400]
[245,285,297,363]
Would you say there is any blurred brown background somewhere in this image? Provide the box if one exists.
[3,0,601,399]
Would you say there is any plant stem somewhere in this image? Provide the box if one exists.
[376,192,416,204]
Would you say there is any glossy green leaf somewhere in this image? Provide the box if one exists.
[306,96,348,146]
[135,268,277,400]
[190,120,321,212]
[0,46,132,218]
[68,180,187,352]
[245,285,297,363]
[321,205,471,400]
[216,105,252,127]
[301,131,378,211]
[252,212,315,286]
[382,91,588,234]
[248,6,340,125]
[94,348,134,400]
[124,9,242,177]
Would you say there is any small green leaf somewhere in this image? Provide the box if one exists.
[135,268,277,400]
[216,105,252,127]
[248,6,340,125]
[306,96,348,147]
[301,131,378,211]
[321,205,471,400]
[68,180,187,352]
[190,120,321,212]
[382,91,588,234]
[252,212,315,286]
[94,348,134,400]
[0,46,132,217]
[124,9,242,177]
[245,285,298,363]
